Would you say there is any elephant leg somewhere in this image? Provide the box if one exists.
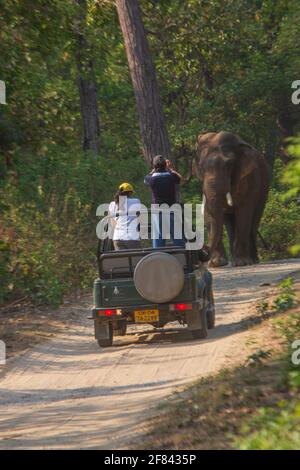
[206,210,228,267]
[233,207,254,266]
[250,226,259,263]
[208,245,228,267]
[224,213,235,260]
[250,234,258,263]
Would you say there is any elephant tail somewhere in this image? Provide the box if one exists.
[257,230,270,251]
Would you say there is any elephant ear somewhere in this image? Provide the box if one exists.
[197,132,217,151]
[236,141,258,181]
[191,158,200,178]
[195,132,217,177]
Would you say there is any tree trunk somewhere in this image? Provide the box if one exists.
[116,0,172,165]
[75,0,100,155]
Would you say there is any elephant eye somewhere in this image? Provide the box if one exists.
[224,151,235,159]
[224,155,234,166]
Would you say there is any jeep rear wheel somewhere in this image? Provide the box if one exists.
[206,290,216,330]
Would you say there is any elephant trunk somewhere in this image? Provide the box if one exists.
[203,179,228,254]
[208,207,224,254]
[204,176,232,207]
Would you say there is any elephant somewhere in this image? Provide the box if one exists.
[194,131,270,267]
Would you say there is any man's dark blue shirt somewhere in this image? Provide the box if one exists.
[144,171,181,206]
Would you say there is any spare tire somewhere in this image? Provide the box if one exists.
[134,252,185,303]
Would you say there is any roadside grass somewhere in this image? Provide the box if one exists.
[136,277,300,450]
[236,281,300,450]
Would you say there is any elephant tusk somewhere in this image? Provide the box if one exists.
[226,192,233,206]
[201,194,206,215]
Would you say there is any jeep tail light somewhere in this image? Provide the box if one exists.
[104,309,116,316]
[97,309,122,317]
[169,303,193,311]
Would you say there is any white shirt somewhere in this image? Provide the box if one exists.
[108,197,141,241]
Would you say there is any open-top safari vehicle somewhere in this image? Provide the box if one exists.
[91,234,215,348]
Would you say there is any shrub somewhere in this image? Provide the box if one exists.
[0,145,147,306]
[259,189,300,260]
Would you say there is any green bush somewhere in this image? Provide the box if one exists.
[236,308,300,450]
[283,137,300,256]
[0,238,12,303]
[0,145,147,307]
[259,188,300,260]
[236,402,300,450]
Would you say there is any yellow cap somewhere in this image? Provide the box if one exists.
[119,182,134,192]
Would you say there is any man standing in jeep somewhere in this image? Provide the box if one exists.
[144,155,185,248]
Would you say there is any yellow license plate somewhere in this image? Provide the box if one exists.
[134,309,159,323]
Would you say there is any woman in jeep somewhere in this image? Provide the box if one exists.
[108,182,141,250]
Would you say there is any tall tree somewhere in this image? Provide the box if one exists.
[75,0,100,154]
[116,0,172,165]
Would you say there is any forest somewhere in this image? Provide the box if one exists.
[1,0,300,306]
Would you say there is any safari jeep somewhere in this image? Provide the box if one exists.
[91,241,215,348]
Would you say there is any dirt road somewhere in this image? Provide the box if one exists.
[0,259,300,449]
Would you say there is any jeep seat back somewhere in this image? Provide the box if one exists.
[99,249,188,279]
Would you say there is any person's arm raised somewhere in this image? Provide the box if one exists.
[166,159,182,180]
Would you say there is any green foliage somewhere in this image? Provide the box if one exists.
[236,306,300,450]
[1,0,300,305]
[279,277,295,295]
[259,137,300,261]
[282,138,300,256]
[246,349,272,367]
[0,145,147,305]
[284,138,300,196]
[236,402,300,450]
[272,277,296,312]
[259,188,300,260]
[255,278,296,316]
[0,1,147,305]
[0,238,11,303]
[256,300,269,317]
[142,0,300,162]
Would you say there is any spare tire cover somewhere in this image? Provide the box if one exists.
[134,252,185,303]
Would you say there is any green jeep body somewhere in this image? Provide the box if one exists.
[92,245,215,348]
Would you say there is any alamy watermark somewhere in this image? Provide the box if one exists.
[291,339,300,365]
[290,80,300,366]
[0,80,6,105]
[96,198,205,250]
[0,340,6,365]
[291,80,300,105]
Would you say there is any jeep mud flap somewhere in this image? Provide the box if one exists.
[186,306,204,330]
[94,319,110,340]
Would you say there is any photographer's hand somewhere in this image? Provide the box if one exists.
[166,159,182,179]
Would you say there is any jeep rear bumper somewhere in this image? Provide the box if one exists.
[92,300,203,321]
